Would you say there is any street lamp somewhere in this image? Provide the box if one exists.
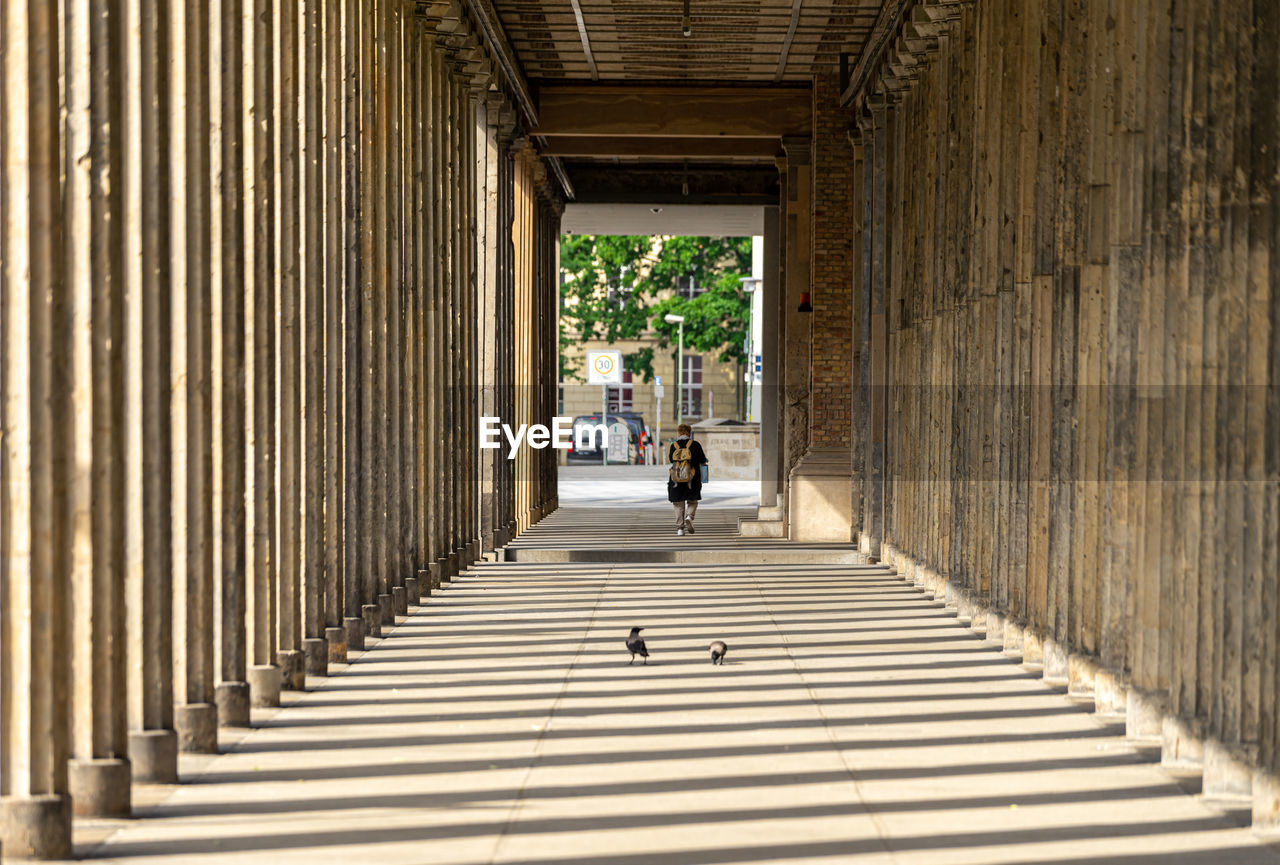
[664,313,685,428]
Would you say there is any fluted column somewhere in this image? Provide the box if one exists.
[64,0,132,820]
[124,0,178,787]
[341,0,365,651]
[385,0,406,618]
[1,0,74,854]
[274,0,305,691]
[170,0,219,756]
[302,0,330,675]
[245,0,281,711]
[322,0,349,662]
[358,0,382,638]
[212,0,251,729]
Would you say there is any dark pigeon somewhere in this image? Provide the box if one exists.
[626,627,649,665]
[709,640,728,665]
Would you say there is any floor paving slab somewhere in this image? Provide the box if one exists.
[73,514,1280,865]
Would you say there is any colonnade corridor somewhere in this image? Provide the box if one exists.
[3,0,1280,860]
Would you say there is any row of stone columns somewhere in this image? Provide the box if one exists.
[834,0,1279,830]
[0,0,562,857]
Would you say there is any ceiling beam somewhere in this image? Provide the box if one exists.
[774,0,803,81]
[532,85,812,138]
[564,163,779,205]
[540,136,782,159]
[567,0,599,80]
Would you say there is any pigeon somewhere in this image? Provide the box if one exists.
[709,640,728,665]
[626,627,649,665]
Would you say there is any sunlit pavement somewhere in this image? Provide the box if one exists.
[80,476,1280,864]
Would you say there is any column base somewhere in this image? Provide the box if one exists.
[404,576,420,606]
[467,539,480,565]
[69,757,132,818]
[1042,638,1069,687]
[362,604,381,638]
[985,611,1006,643]
[1162,715,1205,771]
[416,569,433,597]
[1,793,72,860]
[1094,669,1127,717]
[1253,768,1280,833]
[1203,739,1254,803]
[174,702,219,752]
[277,650,305,691]
[447,551,459,581]
[392,585,408,616]
[1001,623,1024,660]
[785,447,853,542]
[303,637,328,676]
[129,729,178,784]
[1125,687,1164,749]
[325,627,348,664]
[343,616,365,651]
[216,680,251,727]
[247,664,281,708]
[1021,630,1045,670]
[1067,653,1098,700]
[428,560,443,589]
[378,593,394,626]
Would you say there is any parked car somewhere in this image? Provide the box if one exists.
[566,413,648,463]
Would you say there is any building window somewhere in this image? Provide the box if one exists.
[677,275,703,300]
[681,355,702,417]
[607,371,633,412]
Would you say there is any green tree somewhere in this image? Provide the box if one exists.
[559,234,751,383]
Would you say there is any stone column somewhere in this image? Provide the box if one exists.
[323,0,349,663]
[212,0,251,729]
[124,0,178,786]
[478,96,503,552]
[243,0,281,712]
[385,0,406,619]
[170,0,220,756]
[358,0,381,638]
[62,0,133,820]
[341,0,365,651]
[369,0,391,628]
[776,135,812,538]
[426,38,447,589]
[301,0,330,676]
[864,98,888,559]
[0,0,74,854]
[757,204,782,512]
[275,0,306,692]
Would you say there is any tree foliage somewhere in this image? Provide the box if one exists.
[560,234,751,382]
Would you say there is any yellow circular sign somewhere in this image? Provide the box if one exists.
[593,355,615,375]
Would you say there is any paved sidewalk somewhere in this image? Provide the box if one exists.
[82,556,1280,864]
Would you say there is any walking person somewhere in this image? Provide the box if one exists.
[668,424,708,536]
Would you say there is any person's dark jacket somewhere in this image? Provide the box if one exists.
[667,437,708,502]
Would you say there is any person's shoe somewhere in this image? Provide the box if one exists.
[676,528,685,536]
[685,520,695,534]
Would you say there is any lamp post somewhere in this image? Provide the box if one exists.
[664,313,685,429]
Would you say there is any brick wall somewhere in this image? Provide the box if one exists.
[808,73,856,449]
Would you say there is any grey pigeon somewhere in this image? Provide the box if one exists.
[709,640,728,665]
[626,627,649,665]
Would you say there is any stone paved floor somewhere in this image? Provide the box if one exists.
[79,527,1280,865]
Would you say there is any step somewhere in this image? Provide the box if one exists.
[504,546,866,565]
[738,517,784,538]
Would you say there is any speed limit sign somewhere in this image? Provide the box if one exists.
[586,350,623,384]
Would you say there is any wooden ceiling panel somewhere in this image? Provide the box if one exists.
[491,0,884,83]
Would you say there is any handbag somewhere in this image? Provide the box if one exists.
[700,464,709,484]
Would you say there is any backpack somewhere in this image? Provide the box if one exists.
[670,440,695,484]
